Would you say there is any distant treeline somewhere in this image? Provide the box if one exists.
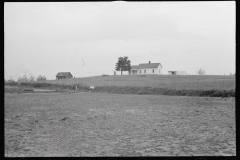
[5,82,235,98]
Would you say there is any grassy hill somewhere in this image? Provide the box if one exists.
[39,75,235,91]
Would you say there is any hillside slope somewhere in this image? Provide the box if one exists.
[37,75,235,91]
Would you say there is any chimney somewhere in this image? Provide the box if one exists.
[149,61,151,64]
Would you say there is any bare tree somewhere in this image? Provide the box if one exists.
[197,69,205,75]
[22,75,29,81]
[29,76,35,81]
[37,75,47,81]
[7,76,15,83]
[36,75,42,81]
[42,76,47,81]
[7,76,16,85]
[17,75,29,82]
[17,77,23,82]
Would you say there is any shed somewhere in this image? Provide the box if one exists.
[168,71,187,75]
[56,72,73,79]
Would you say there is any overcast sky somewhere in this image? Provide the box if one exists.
[4,1,235,80]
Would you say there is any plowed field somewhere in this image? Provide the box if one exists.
[5,92,235,156]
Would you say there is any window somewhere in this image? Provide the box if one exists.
[153,69,154,73]
[144,70,146,73]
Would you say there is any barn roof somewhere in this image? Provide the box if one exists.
[56,72,72,77]
[131,63,162,69]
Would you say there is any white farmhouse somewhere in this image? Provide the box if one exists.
[130,61,163,75]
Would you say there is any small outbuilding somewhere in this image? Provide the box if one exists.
[56,72,73,80]
[168,71,187,75]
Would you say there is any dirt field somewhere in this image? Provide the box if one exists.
[5,92,235,156]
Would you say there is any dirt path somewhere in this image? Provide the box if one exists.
[5,93,235,156]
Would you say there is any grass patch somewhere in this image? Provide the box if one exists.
[5,82,235,97]
[29,75,235,90]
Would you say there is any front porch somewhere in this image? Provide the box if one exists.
[131,70,138,75]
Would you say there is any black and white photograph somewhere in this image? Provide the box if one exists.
[4,1,235,157]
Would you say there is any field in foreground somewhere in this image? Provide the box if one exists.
[5,92,235,156]
[43,75,235,90]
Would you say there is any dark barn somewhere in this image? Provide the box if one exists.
[56,72,73,80]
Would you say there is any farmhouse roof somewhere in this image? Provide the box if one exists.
[131,63,162,69]
[56,72,72,77]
